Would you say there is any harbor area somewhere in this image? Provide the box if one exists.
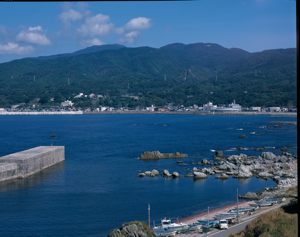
[0,146,65,183]
[153,195,292,237]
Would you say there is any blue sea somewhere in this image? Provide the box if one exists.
[0,114,297,237]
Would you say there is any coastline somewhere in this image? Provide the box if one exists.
[178,201,252,224]
[0,111,296,116]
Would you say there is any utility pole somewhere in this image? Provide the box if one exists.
[148,203,151,228]
[237,188,239,223]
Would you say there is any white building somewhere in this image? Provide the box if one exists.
[250,106,261,112]
[74,93,84,99]
[203,101,217,111]
[268,107,281,112]
[146,105,156,112]
[61,100,74,107]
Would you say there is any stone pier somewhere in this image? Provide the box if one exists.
[0,146,64,182]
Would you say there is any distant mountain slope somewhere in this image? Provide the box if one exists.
[0,43,296,108]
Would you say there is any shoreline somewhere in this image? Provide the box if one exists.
[0,111,296,116]
[178,201,253,224]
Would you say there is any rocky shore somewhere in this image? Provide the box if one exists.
[139,151,188,160]
[108,221,155,237]
[138,151,297,190]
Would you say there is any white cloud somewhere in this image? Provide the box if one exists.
[81,38,104,46]
[59,9,83,24]
[0,42,33,54]
[17,26,50,45]
[125,17,151,30]
[78,14,114,37]
[121,31,139,44]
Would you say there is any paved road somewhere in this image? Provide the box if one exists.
[206,204,283,237]
[176,203,284,237]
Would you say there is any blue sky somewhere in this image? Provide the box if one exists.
[0,0,296,63]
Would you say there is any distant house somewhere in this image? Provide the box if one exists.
[267,107,281,112]
[250,106,261,112]
[202,101,217,111]
[146,105,156,112]
[61,100,74,107]
[74,93,84,99]
[89,93,97,99]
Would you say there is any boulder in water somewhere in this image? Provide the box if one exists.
[193,171,207,179]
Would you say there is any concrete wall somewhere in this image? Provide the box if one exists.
[0,163,19,182]
[0,146,64,182]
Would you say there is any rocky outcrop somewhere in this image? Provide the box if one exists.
[214,150,224,159]
[108,221,155,237]
[215,173,229,179]
[258,171,273,179]
[261,152,277,160]
[172,172,180,178]
[139,151,187,160]
[240,192,259,200]
[236,164,252,178]
[193,171,207,179]
[163,169,172,177]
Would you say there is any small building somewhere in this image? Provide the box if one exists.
[203,101,217,111]
[61,100,74,107]
[267,107,281,112]
[146,105,156,112]
[250,106,261,112]
[74,93,84,99]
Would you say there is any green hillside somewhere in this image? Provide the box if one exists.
[0,43,296,108]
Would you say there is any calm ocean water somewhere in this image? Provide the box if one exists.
[0,114,297,237]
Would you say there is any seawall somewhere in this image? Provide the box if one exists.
[0,146,64,182]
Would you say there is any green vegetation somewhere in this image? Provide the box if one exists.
[230,199,298,237]
[0,43,296,108]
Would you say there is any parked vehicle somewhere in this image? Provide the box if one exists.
[218,219,229,230]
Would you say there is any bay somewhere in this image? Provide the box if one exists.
[0,114,296,237]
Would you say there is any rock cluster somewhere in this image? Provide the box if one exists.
[108,221,155,237]
[203,152,298,182]
[138,169,180,178]
[137,151,297,190]
[139,151,187,160]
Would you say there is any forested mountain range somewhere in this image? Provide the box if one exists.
[0,43,296,108]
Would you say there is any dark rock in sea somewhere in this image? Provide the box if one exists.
[108,221,155,237]
[193,171,207,179]
[261,152,277,160]
[239,134,247,139]
[185,172,194,177]
[280,146,289,152]
[255,147,265,151]
[150,169,160,177]
[215,173,229,179]
[201,159,210,165]
[214,150,224,159]
[163,169,172,177]
[138,172,146,177]
[139,151,188,160]
[172,172,180,178]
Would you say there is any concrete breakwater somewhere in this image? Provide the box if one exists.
[0,146,64,182]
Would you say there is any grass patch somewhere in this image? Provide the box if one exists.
[230,199,298,237]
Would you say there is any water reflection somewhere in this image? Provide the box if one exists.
[0,162,64,192]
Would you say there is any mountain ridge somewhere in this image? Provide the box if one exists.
[0,42,296,108]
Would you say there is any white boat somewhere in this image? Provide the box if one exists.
[153,218,188,234]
